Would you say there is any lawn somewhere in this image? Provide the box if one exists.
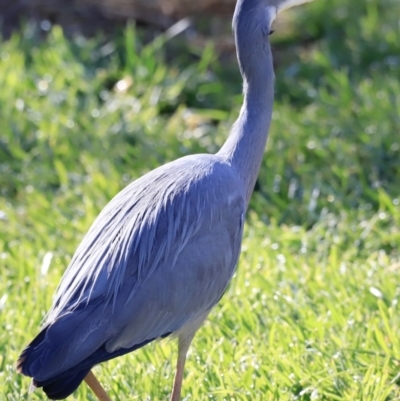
[0,0,399,399]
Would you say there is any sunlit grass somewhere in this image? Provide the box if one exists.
[0,0,399,399]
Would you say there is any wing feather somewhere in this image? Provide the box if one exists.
[28,154,245,380]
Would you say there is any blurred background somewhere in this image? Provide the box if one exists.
[0,0,399,400]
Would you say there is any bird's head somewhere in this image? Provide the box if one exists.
[233,0,314,40]
[233,0,313,80]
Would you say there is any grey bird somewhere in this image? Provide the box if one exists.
[17,0,313,399]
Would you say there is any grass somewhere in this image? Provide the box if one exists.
[0,0,399,399]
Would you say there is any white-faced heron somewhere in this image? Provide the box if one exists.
[17,0,313,399]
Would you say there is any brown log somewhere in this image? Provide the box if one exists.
[0,0,237,36]
[82,0,236,20]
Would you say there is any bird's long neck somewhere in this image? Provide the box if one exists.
[218,43,274,204]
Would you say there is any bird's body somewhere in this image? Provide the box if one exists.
[19,154,247,398]
[17,0,314,399]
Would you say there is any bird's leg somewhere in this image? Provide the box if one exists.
[84,370,112,401]
[170,333,195,401]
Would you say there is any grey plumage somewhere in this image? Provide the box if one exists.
[34,156,244,379]
[17,0,314,400]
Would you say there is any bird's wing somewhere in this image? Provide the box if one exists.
[105,184,245,352]
[26,154,245,380]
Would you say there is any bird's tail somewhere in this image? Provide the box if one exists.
[17,327,47,376]
[34,368,91,400]
[17,326,93,399]
[17,315,156,400]
[16,300,111,399]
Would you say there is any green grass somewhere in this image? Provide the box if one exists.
[1,0,400,399]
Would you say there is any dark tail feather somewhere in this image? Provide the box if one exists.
[36,368,91,400]
[16,326,49,376]
[17,327,91,399]
[17,297,110,380]
[17,294,169,401]
[29,339,155,399]
[18,335,157,399]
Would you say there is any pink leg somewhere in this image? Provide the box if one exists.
[170,333,195,401]
[84,370,112,401]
